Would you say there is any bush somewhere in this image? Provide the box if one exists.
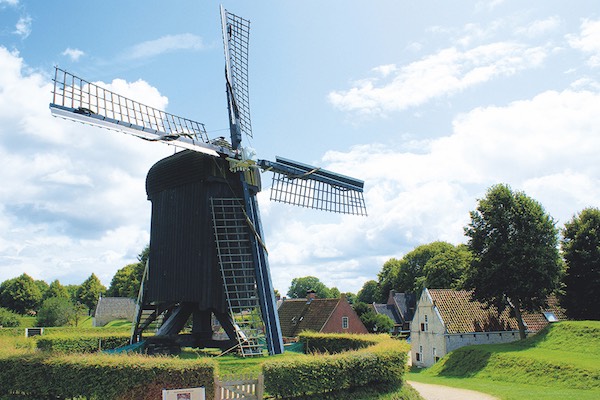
[0,307,20,328]
[264,333,409,398]
[36,297,77,327]
[37,332,131,353]
[0,352,216,400]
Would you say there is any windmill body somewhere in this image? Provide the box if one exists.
[49,6,366,356]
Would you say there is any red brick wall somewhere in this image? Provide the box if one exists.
[322,298,368,334]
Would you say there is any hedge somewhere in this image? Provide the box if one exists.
[0,351,217,400]
[263,333,409,398]
[37,332,131,353]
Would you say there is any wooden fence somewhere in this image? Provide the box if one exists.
[214,374,264,400]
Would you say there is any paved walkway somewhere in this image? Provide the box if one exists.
[407,381,499,400]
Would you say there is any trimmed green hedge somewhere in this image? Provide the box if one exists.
[37,332,131,353]
[300,331,377,354]
[0,351,216,400]
[263,333,409,398]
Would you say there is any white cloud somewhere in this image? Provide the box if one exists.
[328,42,547,116]
[516,16,561,38]
[13,15,31,39]
[62,47,85,62]
[265,87,600,293]
[0,47,173,286]
[568,18,600,67]
[127,33,205,60]
[0,0,19,7]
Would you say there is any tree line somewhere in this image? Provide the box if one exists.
[1,184,598,334]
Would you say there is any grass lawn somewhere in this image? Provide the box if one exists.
[407,369,600,400]
[407,321,600,400]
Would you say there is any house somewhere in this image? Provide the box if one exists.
[411,288,566,367]
[277,292,368,339]
[93,296,136,327]
[371,290,415,336]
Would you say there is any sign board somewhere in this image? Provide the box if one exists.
[162,387,205,400]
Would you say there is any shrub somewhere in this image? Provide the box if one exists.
[36,297,77,327]
[0,307,20,327]
[0,352,217,400]
[37,332,131,353]
[264,333,409,398]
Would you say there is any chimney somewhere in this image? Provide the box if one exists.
[306,289,316,303]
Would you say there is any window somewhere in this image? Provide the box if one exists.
[543,312,558,322]
[416,345,423,362]
[421,315,429,331]
[342,316,349,329]
[433,347,439,362]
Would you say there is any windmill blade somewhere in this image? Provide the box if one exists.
[49,67,227,157]
[221,6,252,149]
[258,157,367,216]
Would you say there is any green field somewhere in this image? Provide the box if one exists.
[407,321,600,400]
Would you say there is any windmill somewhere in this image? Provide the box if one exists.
[49,6,366,356]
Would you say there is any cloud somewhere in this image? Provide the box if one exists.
[568,18,600,67]
[62,48,85,62]
[0,47,173,286]
[516,16,561,38]
[328,42,547,116]
[0,0,19,7]
[127,33,205,60]
[264,87,600,293]
[13,15,31,39]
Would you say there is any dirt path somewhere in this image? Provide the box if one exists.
[407,381,499,400]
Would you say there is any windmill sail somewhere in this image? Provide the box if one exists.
[221,5,252,150]
[49,68,225,157]
[258,157,367,216]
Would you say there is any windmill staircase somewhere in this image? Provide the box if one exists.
[211,197,266,356]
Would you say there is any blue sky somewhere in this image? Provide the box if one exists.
[1,0,599,294]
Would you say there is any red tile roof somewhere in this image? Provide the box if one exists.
[427,289,565,334]
[278,298,340,337]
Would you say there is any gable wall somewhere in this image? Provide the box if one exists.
[411,289,447,367]
[322,298,368,334]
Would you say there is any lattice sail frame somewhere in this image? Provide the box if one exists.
[221,6,253,141]
[258,157,367,216]
[49,68,226,156]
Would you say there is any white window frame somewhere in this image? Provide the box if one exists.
[342,316,349,329]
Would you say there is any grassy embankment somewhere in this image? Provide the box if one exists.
[407,321,600,400]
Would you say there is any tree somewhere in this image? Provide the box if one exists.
[106,245,148,298]
[75,274,106,314]
[0,307,20,327]
[357,280,378,304]
[377,242,469,300]
[43,280,70,301]
[107,263,143,298]
[36,297,77,327]
[464,184,561,339]
[287,276,333,299]
[360,311,394,333]
[561,207,600,320]
[0,274,43,314]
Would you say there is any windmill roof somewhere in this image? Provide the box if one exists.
[277,298,340,337]
[427,289,565,334]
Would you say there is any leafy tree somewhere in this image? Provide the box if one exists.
[287,276,333,299]
[75,274,106,314]
[0,307,20,327]
[464,184,561,339]
[34,280,49,300]
[377,242,469,300]
[561,207,600,320]
[106,245,148,298]
[0,274,43,314]
[357,280,378,304]
[107,263,143,298]
[352,301,372,318]
[376,258,401,302]
[36,297,77,327]
[329,287,340,299]
[43,280,70,301]
[64,284,80,303]
[360,311,394,333]
[342,292,356,304]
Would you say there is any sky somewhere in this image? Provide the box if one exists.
[0,0,599,295]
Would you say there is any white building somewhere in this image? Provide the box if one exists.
[411,288,564,367]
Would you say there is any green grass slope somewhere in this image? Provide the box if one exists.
[411,321,599,399]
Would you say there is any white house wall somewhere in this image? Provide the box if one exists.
[411,289,446,368]
[446,331,520,353]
